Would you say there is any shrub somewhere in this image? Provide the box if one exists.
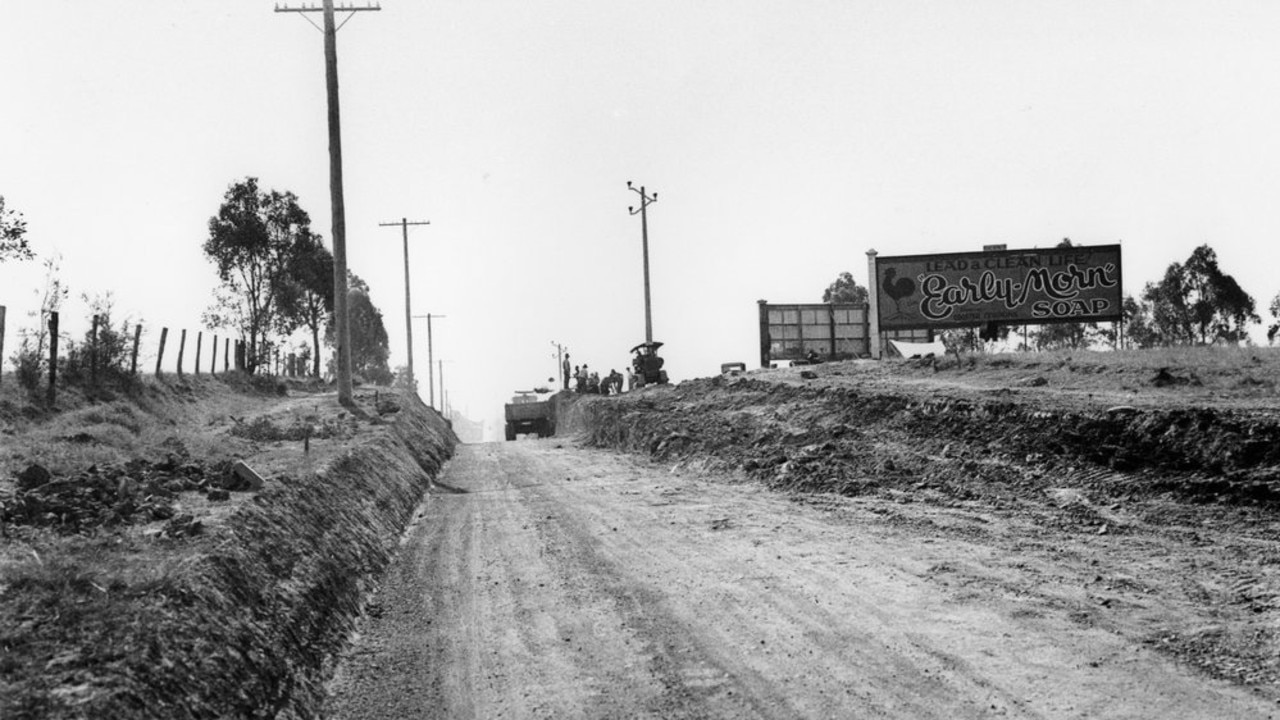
[11,337,43,398]
[58,296,141,397]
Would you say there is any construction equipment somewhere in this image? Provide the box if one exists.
[630,341,669,387]
[503,391,555,441]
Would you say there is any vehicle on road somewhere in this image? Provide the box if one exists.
[630,341,669,387]
[504,391,555,441]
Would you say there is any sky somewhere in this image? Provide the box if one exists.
[4,1,1280,437]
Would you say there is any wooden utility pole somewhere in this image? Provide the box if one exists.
[551,341,567,390]
[276,0,380,407]
[627,181,658,343]
[413,313,445,409]
[379,218,429,389]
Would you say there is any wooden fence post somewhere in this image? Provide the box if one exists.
[0,305,6,388]
[224,338,230,372]
[176,329,187,376]
[211,334,218,374]
[90,314,100,387]
[47,311,59,405]
[156,327,168,376]
[194,331,202,376]
[130,324,142,375]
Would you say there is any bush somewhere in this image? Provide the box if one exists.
[58,298,141,397]
[11,338,43,398]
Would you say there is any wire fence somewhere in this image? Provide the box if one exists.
[0,304,321,401]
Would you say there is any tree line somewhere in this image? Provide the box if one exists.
[824,239,1278,350]
[201,177,393,384]
[0,178,396,401]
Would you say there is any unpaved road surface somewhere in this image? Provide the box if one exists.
[326,439,1277,719]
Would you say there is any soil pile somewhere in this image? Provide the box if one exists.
[576,372,1280,511]
[2,456,258,535]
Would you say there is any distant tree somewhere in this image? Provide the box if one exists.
[278,230,334,377]
[202,177,315,373]
[325,273,392,385]
[1142,244,1259,344]
[0,196,33,263]
[1270,293,1280,345]
[822,271,869,304]
[1121,295,1161,349]
[392,364,417,392]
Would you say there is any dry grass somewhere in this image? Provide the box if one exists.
[877,345,1280,407]
[0,373,294,479]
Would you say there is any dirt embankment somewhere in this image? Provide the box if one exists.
[557,358,1280,695]
[568,370,1280,509]
[1,390,456,720]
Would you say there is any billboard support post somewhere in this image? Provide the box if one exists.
[757,300,770,368]
[866,249,881,359]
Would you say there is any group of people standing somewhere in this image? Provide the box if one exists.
[562,355,631,395]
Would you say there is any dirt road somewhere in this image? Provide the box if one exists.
[325,439,1276,719]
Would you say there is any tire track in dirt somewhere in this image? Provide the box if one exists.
[326,440,1278,719]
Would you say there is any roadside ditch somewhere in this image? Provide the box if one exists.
[1,392,456,720]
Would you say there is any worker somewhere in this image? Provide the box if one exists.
[562,354,571,390]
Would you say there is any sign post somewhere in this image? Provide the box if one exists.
[866,249,881,359]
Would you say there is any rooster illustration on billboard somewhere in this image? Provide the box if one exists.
[882,267,916,317]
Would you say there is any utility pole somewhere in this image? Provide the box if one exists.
[379,218,429,389]
[551,341,567,390]
[275,0,381,407]
[627,181,658,343]
[412,313,445,409]
[438,358,449,417]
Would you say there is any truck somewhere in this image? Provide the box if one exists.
[504,391,556,441]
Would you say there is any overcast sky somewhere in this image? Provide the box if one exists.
[4,1,1280,434]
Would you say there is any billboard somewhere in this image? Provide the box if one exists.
[874,244,1123,331]
[756,301,933,367]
